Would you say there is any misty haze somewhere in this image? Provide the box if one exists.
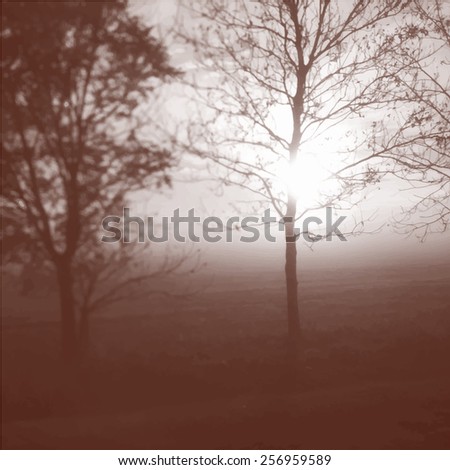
[1,0,449,450]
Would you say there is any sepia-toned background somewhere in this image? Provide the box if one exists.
[2,0,449,449]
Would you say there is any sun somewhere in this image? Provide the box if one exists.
[278,152,338,209]
[270,105,342,209]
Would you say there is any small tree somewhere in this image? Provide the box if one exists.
[1,1,178,363]
[177,0,449,359]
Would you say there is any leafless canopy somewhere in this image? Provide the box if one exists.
[176,0,449,236]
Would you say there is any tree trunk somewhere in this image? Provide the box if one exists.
[56,257,78,365]
[284,194,301,362]
[78,307,90,359]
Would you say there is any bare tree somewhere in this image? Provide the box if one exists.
[1,1,179,364]
[176,0,449,359]
[384,0,449,239]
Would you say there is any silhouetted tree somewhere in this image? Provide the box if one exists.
[1,1,178,364]
[384,0,449,239]
[177,0,449,360]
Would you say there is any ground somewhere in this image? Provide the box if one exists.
[2,262,450,449]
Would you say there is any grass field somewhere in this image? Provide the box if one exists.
[2,261,450,449]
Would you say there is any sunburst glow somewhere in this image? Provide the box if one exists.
[271,105,343,209]
[278,153,338,209]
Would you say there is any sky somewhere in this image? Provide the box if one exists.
[124,0,450,274]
